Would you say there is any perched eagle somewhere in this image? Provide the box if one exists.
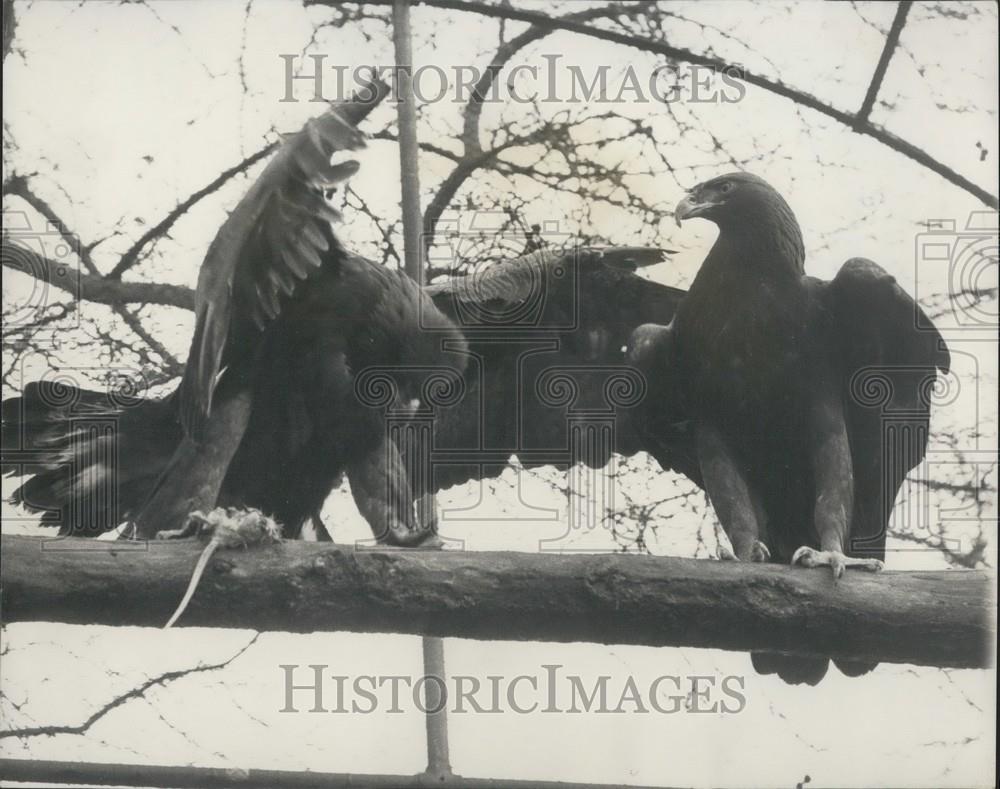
[2,101,467,545]
[3,92,694,544]
[628,173,951,684]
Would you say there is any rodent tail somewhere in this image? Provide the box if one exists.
[164,541,219,628]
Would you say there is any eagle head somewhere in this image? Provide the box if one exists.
[674,172,790,227]
[674,172,804,270]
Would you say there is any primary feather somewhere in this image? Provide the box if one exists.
[178,109,366,440]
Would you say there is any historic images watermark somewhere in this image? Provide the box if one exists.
[279,664,748,715]
[279,55,746,105]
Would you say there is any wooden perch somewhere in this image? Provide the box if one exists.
[0,535,993,668]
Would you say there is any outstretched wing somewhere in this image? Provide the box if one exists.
[824,257,951,557]
[426,245,671,306]
[177,107,369,439]
[417,246,695,495]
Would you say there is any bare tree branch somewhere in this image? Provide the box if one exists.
[1,238,194,310]
[0,634,259,741]
[4,175,100,274]
[856,0,912,126]
[370,130,461,162]
[4,174,190,372]
[114,307,183,371]
[108,141,277,279]
[417,1,657,250]
[331,0,998,208]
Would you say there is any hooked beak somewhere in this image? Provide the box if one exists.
[674,194,713,227]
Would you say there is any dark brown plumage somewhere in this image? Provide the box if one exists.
[420,246,692,497]
[2,106,467,545]
[628,172,950,685]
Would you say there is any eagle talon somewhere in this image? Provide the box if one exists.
[750,540,771,563]
[382,522,445,550]
[791,546,884,579]
[717,543,738,561]
[412,532,445,550]
[717,540,770,562]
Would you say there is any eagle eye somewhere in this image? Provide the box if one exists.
[719,181,734,194]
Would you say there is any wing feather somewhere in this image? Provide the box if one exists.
[425,245,672,306]
[177,106,371,438]
[829,257,950,377]
[826,257,951,559]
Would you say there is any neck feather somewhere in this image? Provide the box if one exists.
[713,197,805,278]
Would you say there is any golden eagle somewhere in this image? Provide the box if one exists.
[2,94,693,544]
[2,103,467,546]
[628,173,951,684]
[3,243,691,542]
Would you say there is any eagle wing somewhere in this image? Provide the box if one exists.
[425,246,670,307]
[824,257,951,557]
[418,246,694,494]
[177,104,371,438]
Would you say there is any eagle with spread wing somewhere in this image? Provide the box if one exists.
[3,102,467,545]
[3,96,696,543]
[628,173,951,684]
[3,241,694,542]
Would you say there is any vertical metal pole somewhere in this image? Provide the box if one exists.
[392,0,424,285]
[392,0,450,778]
[421,635,451,777]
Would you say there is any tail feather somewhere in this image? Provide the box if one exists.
[751,652,829,686]
[751,653,880,685]
[832,659,878,678]
[2,381,180,535]
[2,382,119,473]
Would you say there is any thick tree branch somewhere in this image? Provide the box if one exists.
[1,238,195,310]
[4,173,188,370]
[3,175,100,274]
[1,535,992,669]
[332,0,998,208]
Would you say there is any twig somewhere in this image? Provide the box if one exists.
[856,1,912,126]
[108,142,276,279]
[322,0,998,208]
